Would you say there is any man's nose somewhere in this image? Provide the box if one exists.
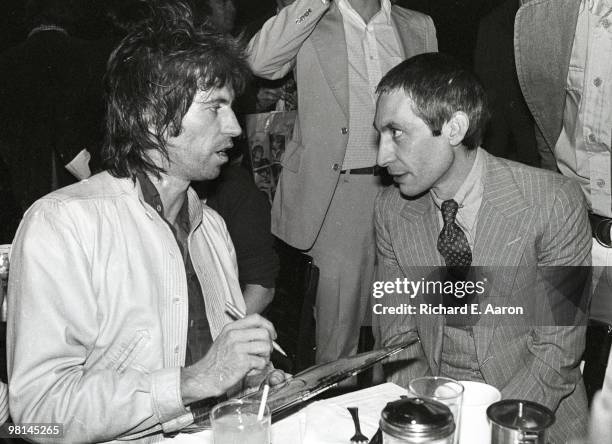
[224,110,242,138]
[377,138,394,167]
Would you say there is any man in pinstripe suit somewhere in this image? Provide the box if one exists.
[372,53,591,443]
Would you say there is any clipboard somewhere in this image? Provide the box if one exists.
[186,340,415,431]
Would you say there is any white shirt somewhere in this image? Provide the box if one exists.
[337,0,404,169]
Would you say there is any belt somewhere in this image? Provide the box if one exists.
[340,165,381,175]
[589,212,612,248]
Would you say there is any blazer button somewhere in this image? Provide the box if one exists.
[341,127,349,135]
[332,163,340,171]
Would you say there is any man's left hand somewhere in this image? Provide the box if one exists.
[244,364,290,392]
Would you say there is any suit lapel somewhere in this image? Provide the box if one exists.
[399,197,442,267]
[391,6,436,57]
[311,3,349,119]
[473,155,532,266]
[472,152,532,364]
[398,195,444,370]
[514,0,580,149]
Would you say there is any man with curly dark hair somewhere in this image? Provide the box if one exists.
[6,2,284,441]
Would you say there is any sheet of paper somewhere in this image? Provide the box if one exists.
[64,149,92,180]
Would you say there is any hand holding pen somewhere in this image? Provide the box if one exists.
[225,301,288,357]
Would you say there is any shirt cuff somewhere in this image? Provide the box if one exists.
[151,367,194,433]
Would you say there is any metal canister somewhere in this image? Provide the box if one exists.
[380,397,455,444]
[487,400,555,444]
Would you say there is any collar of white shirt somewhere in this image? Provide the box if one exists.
[337,0,393,25]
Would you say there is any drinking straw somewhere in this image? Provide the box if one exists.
[257,383,270,421]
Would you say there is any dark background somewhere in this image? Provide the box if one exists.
[0,0,509,61]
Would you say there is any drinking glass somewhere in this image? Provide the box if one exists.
[211,399,271,444]
[408,376,464,444]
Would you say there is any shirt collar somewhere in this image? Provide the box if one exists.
[430,147,485,224]
[337,0,393,25]
[136,171,194,234]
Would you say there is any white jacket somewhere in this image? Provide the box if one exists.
[7,171,245,442]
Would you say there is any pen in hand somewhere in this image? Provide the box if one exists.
[225,301,288,357]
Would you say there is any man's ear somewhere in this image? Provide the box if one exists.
[442,111,469,147]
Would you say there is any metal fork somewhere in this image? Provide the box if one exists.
[347,407,369,444]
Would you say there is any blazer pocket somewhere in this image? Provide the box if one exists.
[280,139,303,173]
[103,330,151,374]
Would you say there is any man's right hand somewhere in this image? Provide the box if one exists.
[180,314,277,405]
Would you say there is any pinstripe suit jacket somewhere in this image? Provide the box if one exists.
[373,151,591,443]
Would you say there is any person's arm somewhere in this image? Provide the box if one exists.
[499,179,591,411]
[206,167,279,315]
[6,201,277,442]
[244,285,275,314]
[247,0,331,80]
[372,194,430,386]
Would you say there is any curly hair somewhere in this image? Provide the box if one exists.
[102,0,251,179]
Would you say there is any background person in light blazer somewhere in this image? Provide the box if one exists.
[514,0,612,328]
[247,0,437,364]
[372,53,591,443]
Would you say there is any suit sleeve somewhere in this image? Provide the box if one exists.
[499,179,591,412]
[247,0,331,80]
[7,201,192,442]
[372,194,430,386]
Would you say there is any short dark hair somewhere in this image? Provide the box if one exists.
[376,52,490,150]
[103,0,251,179]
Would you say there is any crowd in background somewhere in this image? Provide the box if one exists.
[0,0,522,245]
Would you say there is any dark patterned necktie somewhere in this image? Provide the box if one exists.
[437,199,476,327]
[437,199,472,267]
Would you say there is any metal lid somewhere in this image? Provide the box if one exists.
[487,400,555,431]
[380,397,455,440]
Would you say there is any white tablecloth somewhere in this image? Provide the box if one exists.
[165,382,408,444]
